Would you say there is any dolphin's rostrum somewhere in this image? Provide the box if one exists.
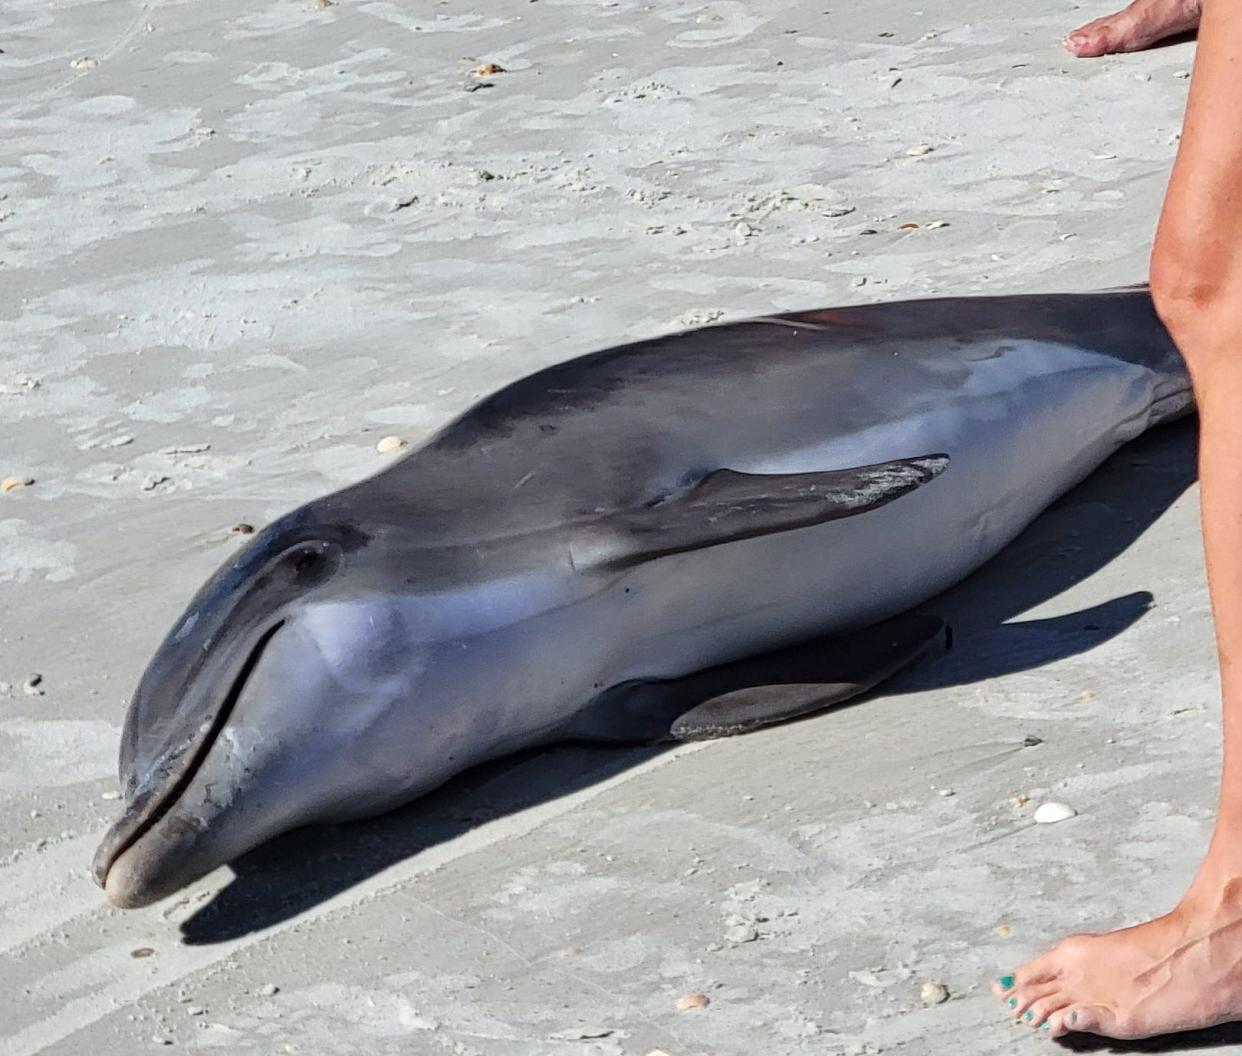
[94,289,1191,909]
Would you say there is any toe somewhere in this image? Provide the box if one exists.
[1023,993,1072,1029]
[1010,982,1060,1020]
[1064,23,1113,56]
[1007,950,1062,993]
[1045,1006,1072,1039]
[1064,1004,1117,1037]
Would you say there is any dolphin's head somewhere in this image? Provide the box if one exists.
[92,500,461,908]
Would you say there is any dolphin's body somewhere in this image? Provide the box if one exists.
[94,289,1190,908]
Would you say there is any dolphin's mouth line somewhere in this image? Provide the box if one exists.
[94,620,286,890]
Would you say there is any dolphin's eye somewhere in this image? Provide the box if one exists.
[283,542,334,587]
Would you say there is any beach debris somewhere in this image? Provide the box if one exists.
[151,1036,172,1046]
[230,523,255,535]
[185,1006,206,1017]
[2,476,33,492]
[1011,793,1029,808]
[936,788,954,797]
[645,1051,673,1056]
[676,993,710,1011]
[141,474,171,492]
[549,1027,614,1040]
[1174,69,1189,78]
[0,373,40,396]
[70,56,98,70]
[899,222,919,230]
[925,220,950,229]
[473,63,506,77]
[1022,734,1043,747]
[1033,801,1077,825]
[905,144,934,157]
[996,923,1012,937]
[257,983,280,996]
[376,435,407,455]
[101,790,121,800]
[313,0,334,7]
[821,206,855,218]
[851,277,868,288]
[22,674,44,697]
[724,922,759,944]
[920,981,950,1006]
[131,947,156,958]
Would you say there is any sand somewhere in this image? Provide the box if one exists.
[0,0,1221,1053]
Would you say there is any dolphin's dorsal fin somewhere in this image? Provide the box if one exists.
[569,453,949,571]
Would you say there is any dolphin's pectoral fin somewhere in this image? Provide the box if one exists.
[563,612,949,744]
[569,454,949,571]
[668,611,948,739]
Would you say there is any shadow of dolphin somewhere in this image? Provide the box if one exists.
[177,416,1196,944]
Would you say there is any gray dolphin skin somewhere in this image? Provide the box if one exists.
[93,288,1191,909]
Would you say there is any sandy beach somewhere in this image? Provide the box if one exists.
[0,0,1221,1053]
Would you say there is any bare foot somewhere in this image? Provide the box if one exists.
[1064,0,1201,57]
[993,869,1242,1040]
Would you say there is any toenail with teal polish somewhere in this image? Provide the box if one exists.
[998,975,1015,990]
[1042,1023,1051,1032]
[1023,1010,1033,1021]
[1007,997,1017,1008]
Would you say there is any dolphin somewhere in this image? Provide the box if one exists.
[93,288,1191,909]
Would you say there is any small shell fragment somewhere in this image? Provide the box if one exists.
[131,947,156,958]
[925,220,950,229]
[1,476,34,492]
[905,144,933,156]
[676,992,710,1011]
[473,63,506,77]
[70,56,98,70]
[1033,801,1077,825]
[725,923,759,944]
[230,523,255,535]
[920,981,950,1006]
[376,435,407,454]
[313,0,334,7]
